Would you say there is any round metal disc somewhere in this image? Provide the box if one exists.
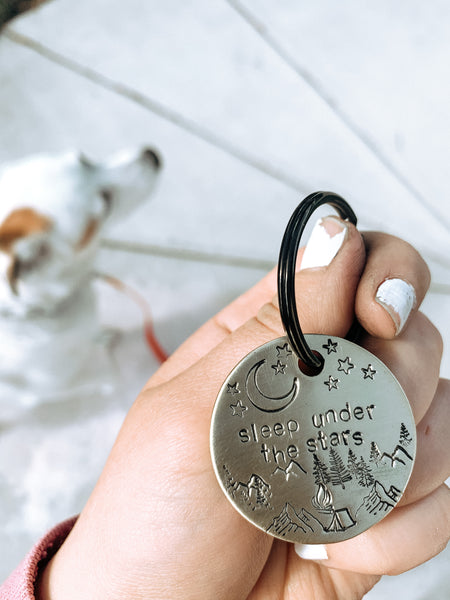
[210,335,416,544]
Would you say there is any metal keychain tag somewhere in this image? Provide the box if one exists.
[210,192,416,545]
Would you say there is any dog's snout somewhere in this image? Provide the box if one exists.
[142,148,162,169]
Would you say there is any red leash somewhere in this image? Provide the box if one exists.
[96,272,168,364]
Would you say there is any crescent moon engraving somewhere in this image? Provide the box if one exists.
[246,360,299,413]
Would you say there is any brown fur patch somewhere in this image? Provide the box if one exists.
[77,218,99,250]
[0,208,52,294]
[0,207,52,252]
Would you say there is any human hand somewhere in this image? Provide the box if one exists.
[38,217,450,600]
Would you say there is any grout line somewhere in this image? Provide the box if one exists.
[100,239,450,295]
[4,27,310,195]
[429,283,450,295]
[225,0,450,231]
[100,238,274,271]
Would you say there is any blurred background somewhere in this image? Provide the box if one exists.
[0,1,449,597]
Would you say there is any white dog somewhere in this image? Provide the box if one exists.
[0,147,161,411]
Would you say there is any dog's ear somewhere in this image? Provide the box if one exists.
[0,208,52,252]
[0,208,52,294]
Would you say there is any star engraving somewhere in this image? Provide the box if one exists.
[337,357,354,375]
[276,343,292,360]
[272,360,287,375]
[322,338,338,354]
[226,382,240,394]
[230,399,248,417]
[324,375,339,391]
[362,364,377,380]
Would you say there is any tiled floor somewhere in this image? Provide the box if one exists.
[0,2,449,596]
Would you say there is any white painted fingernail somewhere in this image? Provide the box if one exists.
[299,216,348,270]
[295,543,328,560]
[375,278,416,335]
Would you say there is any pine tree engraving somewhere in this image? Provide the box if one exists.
[399,423,413,446]
[329,448,352,489]
[369,441,382,466]
[312,454,330,486]
[347,449,359,477]
[356,456,374,487]
[223,465,235,493]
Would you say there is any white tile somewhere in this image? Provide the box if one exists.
[235,0,450,232]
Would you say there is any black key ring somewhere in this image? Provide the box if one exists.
[277,191,358,370]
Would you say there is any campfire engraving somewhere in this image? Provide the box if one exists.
[311,483,356,533]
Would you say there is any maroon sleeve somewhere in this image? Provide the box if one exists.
[0,517,77,600]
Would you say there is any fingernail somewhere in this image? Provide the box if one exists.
[375,278,416,335]
[295,543,328,560]
[299,216,348,271]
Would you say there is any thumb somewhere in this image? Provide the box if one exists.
[183,215,366,403]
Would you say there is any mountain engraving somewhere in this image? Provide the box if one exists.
[357,481,402,516]
[267,503,322,536]
[272,459,307,481]
[379,445,413,467]
[223,466,272,511]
